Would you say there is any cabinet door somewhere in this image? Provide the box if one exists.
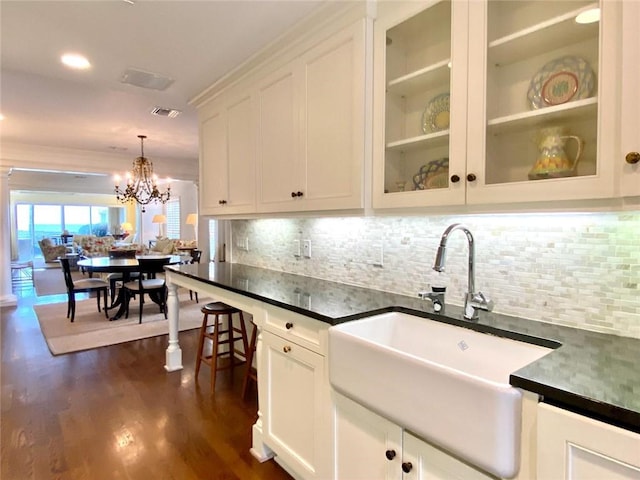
[403,431,493,480]
[226,93,256,212]
[334,393,403,480]
[262,331,331,479]
[199,93,255,215]
[537,403,640,480]
[200,108,228,214]
[257,65,300,211]
[619,0,640,197]
[299,19,367,211]
[372,0,468,209]
[466,0,619,205]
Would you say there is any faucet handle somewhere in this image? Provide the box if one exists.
[471,291,494,312]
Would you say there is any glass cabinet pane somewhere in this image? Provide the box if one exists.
[383,0,452,194]
[484,0,599,186]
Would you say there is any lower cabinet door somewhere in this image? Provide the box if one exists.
[334,393,403,480]
[403,432,493,480]
[262,330,330,479]
[537,403,640,480]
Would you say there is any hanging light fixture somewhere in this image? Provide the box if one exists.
[114,135,171,212]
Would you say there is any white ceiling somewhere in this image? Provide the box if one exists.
[0,0,323,167]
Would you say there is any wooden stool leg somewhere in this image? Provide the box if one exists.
[195,312,208,379]
[238,311,249,362]
[242,323,258,399]
[210,314,220,393]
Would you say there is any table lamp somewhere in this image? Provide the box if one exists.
[152,214,166,238]
[186,213,198,241]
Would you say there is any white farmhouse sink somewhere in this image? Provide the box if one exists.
[328,312,554,479]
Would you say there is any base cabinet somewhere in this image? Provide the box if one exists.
[334,393,493,480]
[260,317,332,480]
[537,403,640,480]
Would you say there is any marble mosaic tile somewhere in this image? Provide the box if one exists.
[231,212,640,339]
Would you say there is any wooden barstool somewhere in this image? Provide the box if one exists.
[241,322,258,399]
[195,302,250,393]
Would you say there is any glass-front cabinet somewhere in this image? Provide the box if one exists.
[373,0,622,209]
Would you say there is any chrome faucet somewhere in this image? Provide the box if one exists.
[433,223,494,320]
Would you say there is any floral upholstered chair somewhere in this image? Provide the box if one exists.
[38,238,67,263]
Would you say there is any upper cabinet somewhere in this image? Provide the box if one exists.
[619,0,640,198]
[199,90,256,216]
[197,11,370,217]
[257,20,368,213]
[373,0,625,210]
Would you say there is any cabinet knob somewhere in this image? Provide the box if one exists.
[283,345,292,353]
[402,462,413,473]
[291,191,297,198]
[218,199,227,205]
[450,174,460,183]
[466,173,477,182]
[285,322,294,330]
[385,449,396,460]
[296,191,304,197]
[626,152,640,165]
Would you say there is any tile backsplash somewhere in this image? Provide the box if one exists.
[231,212,640,339]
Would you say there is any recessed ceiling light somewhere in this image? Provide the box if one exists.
[575,8,600,24]
[61,53,91,70]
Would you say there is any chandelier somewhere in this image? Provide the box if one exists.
[114,135,171,212]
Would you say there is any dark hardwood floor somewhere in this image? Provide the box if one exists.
[1,284,292,480]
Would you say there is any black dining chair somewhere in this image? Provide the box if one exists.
[189,249,202,303]
[106,249,140,307]
[59,257,109,322]
[123,257,171,324]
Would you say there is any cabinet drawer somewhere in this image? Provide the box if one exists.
[263,306,328,355]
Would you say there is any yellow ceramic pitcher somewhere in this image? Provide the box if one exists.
[528,126,583,180]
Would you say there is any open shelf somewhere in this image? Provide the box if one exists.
[387,59,451,97]
[386,130,450,153]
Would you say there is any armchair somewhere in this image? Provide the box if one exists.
[38,238,67,263]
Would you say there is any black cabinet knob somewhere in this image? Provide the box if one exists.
[285,322,293,330]
[385,449,396,460]
[466,173,477,182]
[402,462,413,473]
[450,174,460,183]
[218,200,227,205]
[291,192,297,198]
[296,191,304,197]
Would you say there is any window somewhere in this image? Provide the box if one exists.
[166,198,180,239]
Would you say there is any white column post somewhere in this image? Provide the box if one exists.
[0,168,17,307]
[164,275,183,371]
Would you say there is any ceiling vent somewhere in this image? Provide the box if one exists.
[151,106,182,118]
[120,67,174,91]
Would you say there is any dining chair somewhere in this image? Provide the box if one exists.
[123,257,171,324]
[59,257,109,322]
[106,249,140,306]
[189,249,202,302]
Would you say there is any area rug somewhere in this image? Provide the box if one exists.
[33,267,83,296]
[34,292,206,355]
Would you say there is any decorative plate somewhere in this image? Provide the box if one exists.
[412,158,449,190]
[527,56,596,109]
[421,93,450,134]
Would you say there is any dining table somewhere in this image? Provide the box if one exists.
[77,254,186,320]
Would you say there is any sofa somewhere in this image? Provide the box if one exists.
[38,238,68,263]
[149,238,197,255]
[73,235,116,257]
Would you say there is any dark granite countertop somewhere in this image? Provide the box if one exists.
[167,262,640,433]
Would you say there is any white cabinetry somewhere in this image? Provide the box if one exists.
[537,403,640,480]
[619,0,640,197]
[199,91,255,215]
[374,0,625,210]
[257,19,368,213]
[259,307,332,479]
[334,393,493,480]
